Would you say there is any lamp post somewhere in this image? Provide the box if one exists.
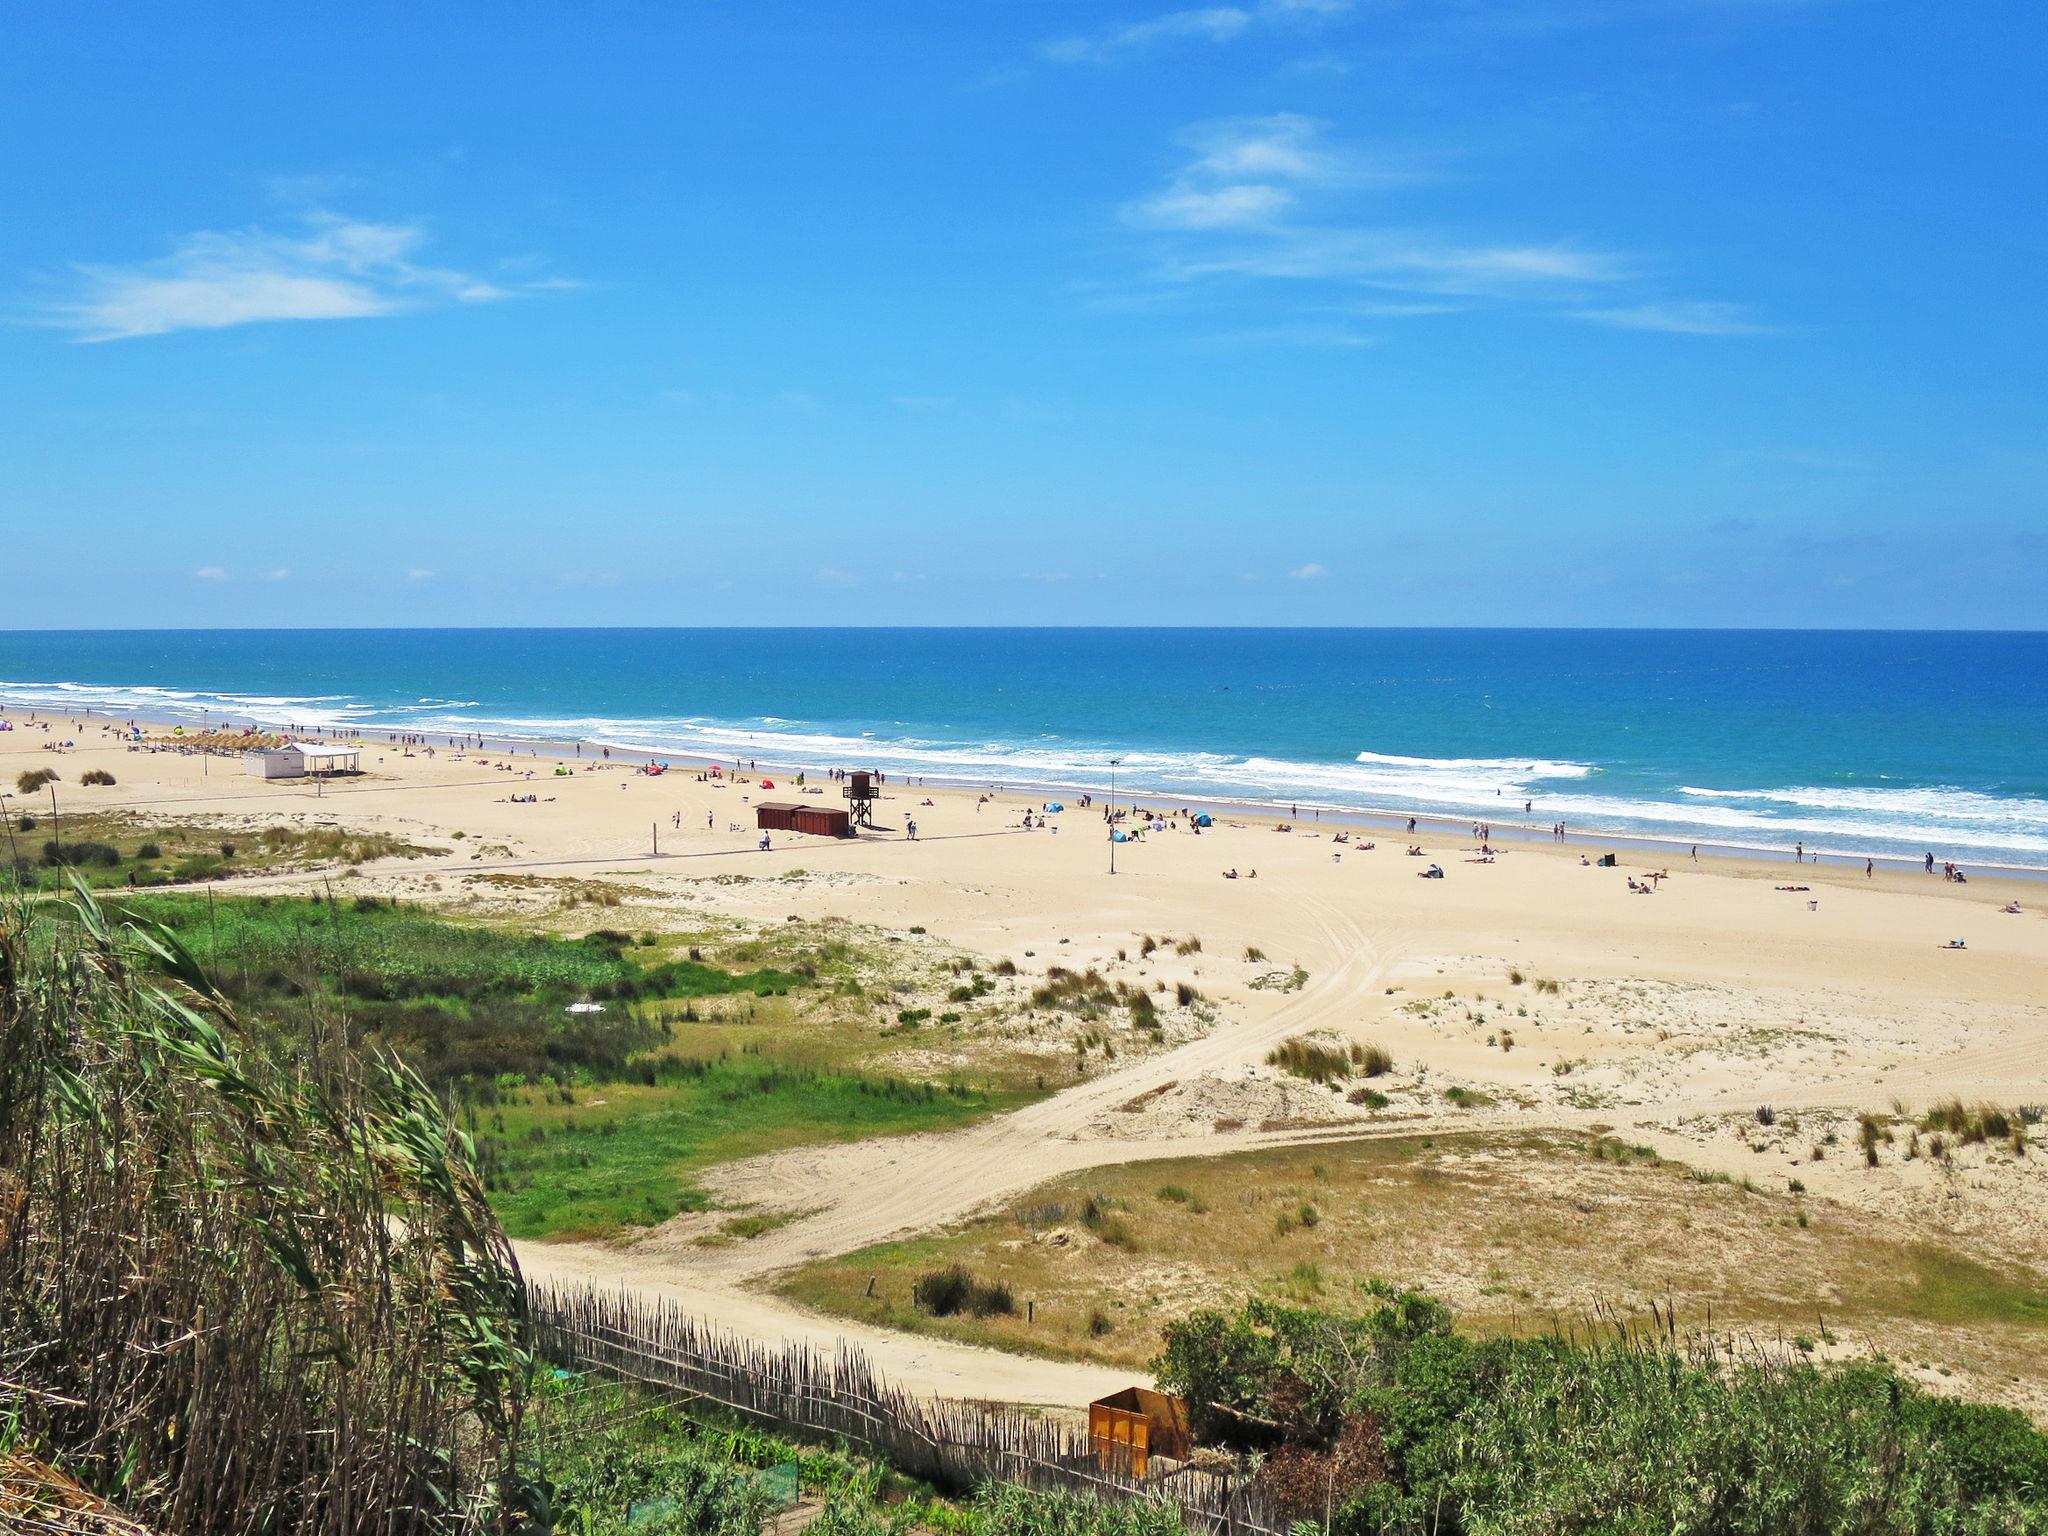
[1107,757,1121,875]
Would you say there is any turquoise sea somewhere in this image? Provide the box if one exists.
[2,628,2044,868]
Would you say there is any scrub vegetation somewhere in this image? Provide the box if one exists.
[114,891,1020,1238]
[2,811,438,889]
[780,1130,2048,1409]
[1154,1292,2048,1532]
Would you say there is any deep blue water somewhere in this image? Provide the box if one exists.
[3,629,2045,867]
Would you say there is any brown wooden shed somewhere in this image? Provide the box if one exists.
[790,805,852,838]
[1088,1386,1192,1477]
[755,802,802,832]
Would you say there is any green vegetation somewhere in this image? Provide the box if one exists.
[1155,1293,2048,1532]
[3,814,441,890]
[528,1373,1197,1534]
[479,1062,1005,1239]
[99,892,1017,1238]
[131,892,796,1089]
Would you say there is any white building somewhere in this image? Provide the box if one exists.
[242,742,362,779]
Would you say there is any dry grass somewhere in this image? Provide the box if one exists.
[779,1130,2048,1412]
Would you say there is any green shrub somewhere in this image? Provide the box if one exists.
[42,839,120,868]
[16,768,59,794]
[911,1264,1014,1319]
[80,768,117,786]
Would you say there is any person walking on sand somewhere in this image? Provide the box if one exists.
[1795,841,1804,863]
[1866,858,1874,878]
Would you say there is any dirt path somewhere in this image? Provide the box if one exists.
[517,886,1435,1404]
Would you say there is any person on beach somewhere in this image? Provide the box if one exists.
[1795,841,1804,862]
[1866,859,1874,878]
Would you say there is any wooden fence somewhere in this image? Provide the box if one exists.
[528,1281,1283,1535]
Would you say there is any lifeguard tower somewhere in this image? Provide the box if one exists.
[843,769,884,829]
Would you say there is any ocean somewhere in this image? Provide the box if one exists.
[3,628,2045,869]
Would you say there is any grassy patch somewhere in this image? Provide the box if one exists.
[3,813,439,890]
[780,1130,2048,1397]
[479,1065,1016,1240]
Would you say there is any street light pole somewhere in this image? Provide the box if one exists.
[1107,757,1121,875]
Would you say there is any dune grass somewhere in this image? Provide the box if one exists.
[2,812,438,890]
[779,1130,2048,1403]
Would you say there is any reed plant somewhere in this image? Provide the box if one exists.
[0,885,532,1534]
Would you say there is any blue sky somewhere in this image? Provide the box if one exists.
[3,1,2043,628]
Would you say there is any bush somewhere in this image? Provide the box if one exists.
[1159,1296,2048,1534]
[16,814,34,832]
[17,768,59,794]
[1356,1042,1394,1077]
[80,768,117,786]
[136,841,162,860]
[42,839,120,868]
[911,1263,1015,1319]
[1268,1037,1352,1084]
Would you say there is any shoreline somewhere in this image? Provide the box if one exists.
[5,696,2041,887]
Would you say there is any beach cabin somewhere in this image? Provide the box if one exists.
[757,802,852,837]
[242,742,362,779]
[1088,1387,1192,1478]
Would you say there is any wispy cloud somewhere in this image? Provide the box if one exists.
[1290,562,1330,578]
[1118,112,1650,330]
[53,210,560,342]
[193,565,230,583]
[1133,183,1298,231]
[1045,0,1348,64]
[263,567,290,582]
[1571,299,1771,335]
[405,567,435,582]
[1127,115,1419,234]
[1170,231,1627,294]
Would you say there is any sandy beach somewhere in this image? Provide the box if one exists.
[8,704,2046,1411]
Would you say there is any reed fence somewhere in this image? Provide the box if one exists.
[528,1281,1283,1535]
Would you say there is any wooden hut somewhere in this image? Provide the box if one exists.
[758,803,852,838]
[791,805,852,838]
[1088,1387,1192,1478]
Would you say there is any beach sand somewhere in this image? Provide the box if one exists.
[7,708,2045,1409]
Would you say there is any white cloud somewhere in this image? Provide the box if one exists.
[405,567,435,582]
[54,210,557,342]
[1184,114,1340,183]
[1044,0,1348,63]
[1132,184,1297,230]
[815,565,861,587]
[1045,7,1253,63]
[1290,562,1329,579]
[264,568,290,582]
[1165,227,1630,296]
[193,565,230,582]
[1571,300,1771,335]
